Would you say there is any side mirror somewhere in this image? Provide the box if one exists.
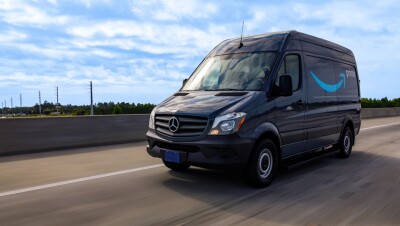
[278,75,293,96]
[182,78,188,87]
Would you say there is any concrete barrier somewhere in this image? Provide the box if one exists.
[0,115,149,156]
[361,107,400,119]
[1,108,400,156]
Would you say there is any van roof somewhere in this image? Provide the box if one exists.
[207,31,287,57]
[207,30,354,60]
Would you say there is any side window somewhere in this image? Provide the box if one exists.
[276,54,300,91]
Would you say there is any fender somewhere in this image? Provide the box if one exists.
[250,121,282,148]
[339,115,354,143]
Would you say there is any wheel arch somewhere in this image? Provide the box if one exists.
[340,116,355,145]
[249,122,282,166]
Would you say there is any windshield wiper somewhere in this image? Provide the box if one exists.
[205,88,245,91]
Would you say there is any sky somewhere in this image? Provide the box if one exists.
[0,0,399,107]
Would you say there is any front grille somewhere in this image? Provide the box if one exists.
[155,114,208,137]
[154,141,199,153]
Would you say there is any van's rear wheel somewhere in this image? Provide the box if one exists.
[337,127,353,158]
[162,160,190,171]
[246,139,278,188]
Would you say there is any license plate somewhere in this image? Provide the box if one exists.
[164,150,180,163]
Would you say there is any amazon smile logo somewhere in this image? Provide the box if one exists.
[310,71,346,92]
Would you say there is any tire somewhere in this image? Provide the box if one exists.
[337,127,353,158]
[162,160,190,171]
[245,139,279,188]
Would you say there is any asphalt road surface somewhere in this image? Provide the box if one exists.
[1,117,400,225]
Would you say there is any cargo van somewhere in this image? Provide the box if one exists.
[146,30,361,187]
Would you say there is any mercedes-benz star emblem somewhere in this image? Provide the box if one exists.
[168,117,180,133]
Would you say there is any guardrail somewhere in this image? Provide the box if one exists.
[0,108,399,156]
[361,107,400,119]
[0,115,149,156]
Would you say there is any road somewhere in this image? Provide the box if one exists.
[1,117,400,225]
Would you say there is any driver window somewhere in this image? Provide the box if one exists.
[275,54,300,91]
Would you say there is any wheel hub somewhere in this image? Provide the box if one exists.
[258,148,273,179]
[344,132,351,153]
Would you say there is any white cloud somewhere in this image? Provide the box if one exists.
[131,0,218,21]
[90,49,118,58]
[67,20,229,56]
[73,0,112,8]
[4,41,120,60]
[0,57,187,105]
[0,1,70,26]
[245,1,400,35]
[46,0,58,5]
[291,1,396,32]
[0,30,27,42]
[154,10,179,21]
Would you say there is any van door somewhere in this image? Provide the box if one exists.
[274,53,307,158]
[304,55,339,150]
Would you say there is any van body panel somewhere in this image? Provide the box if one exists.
[156,91,255,117]
[249,121,281,145]
[286,39,302,51]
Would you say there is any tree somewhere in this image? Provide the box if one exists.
[112,105,123,114]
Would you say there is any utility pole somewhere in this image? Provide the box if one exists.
[5,100,6,114]
[1,102,3,115]
[11,97,13,114]
[56,86,59,113]
[90,81,94,116]
[38,91,42,115]
[20,94,22,114]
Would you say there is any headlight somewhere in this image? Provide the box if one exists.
[209,112,246,135]
[149,108,156,129]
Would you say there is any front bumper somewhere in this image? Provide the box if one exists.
[146,129,255,168]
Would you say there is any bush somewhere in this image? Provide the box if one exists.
[112,105,123,114]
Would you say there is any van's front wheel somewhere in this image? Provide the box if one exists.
[246,139,278,188]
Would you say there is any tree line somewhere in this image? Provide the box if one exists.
[2,97,400,116]
[360,97,400,108]
[1,101,156,116]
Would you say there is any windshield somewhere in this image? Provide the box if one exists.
[182,52,276,91]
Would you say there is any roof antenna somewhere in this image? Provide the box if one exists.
[238,21,244,49]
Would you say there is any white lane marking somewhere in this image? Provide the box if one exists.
[0,164,163,198]
[1,121,400,198]
[360,122,400,131]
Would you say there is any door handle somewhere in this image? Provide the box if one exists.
[296,99,304,104]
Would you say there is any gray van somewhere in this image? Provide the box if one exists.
[146,30,361,187]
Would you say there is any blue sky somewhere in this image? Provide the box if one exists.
[0,0,399,106]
